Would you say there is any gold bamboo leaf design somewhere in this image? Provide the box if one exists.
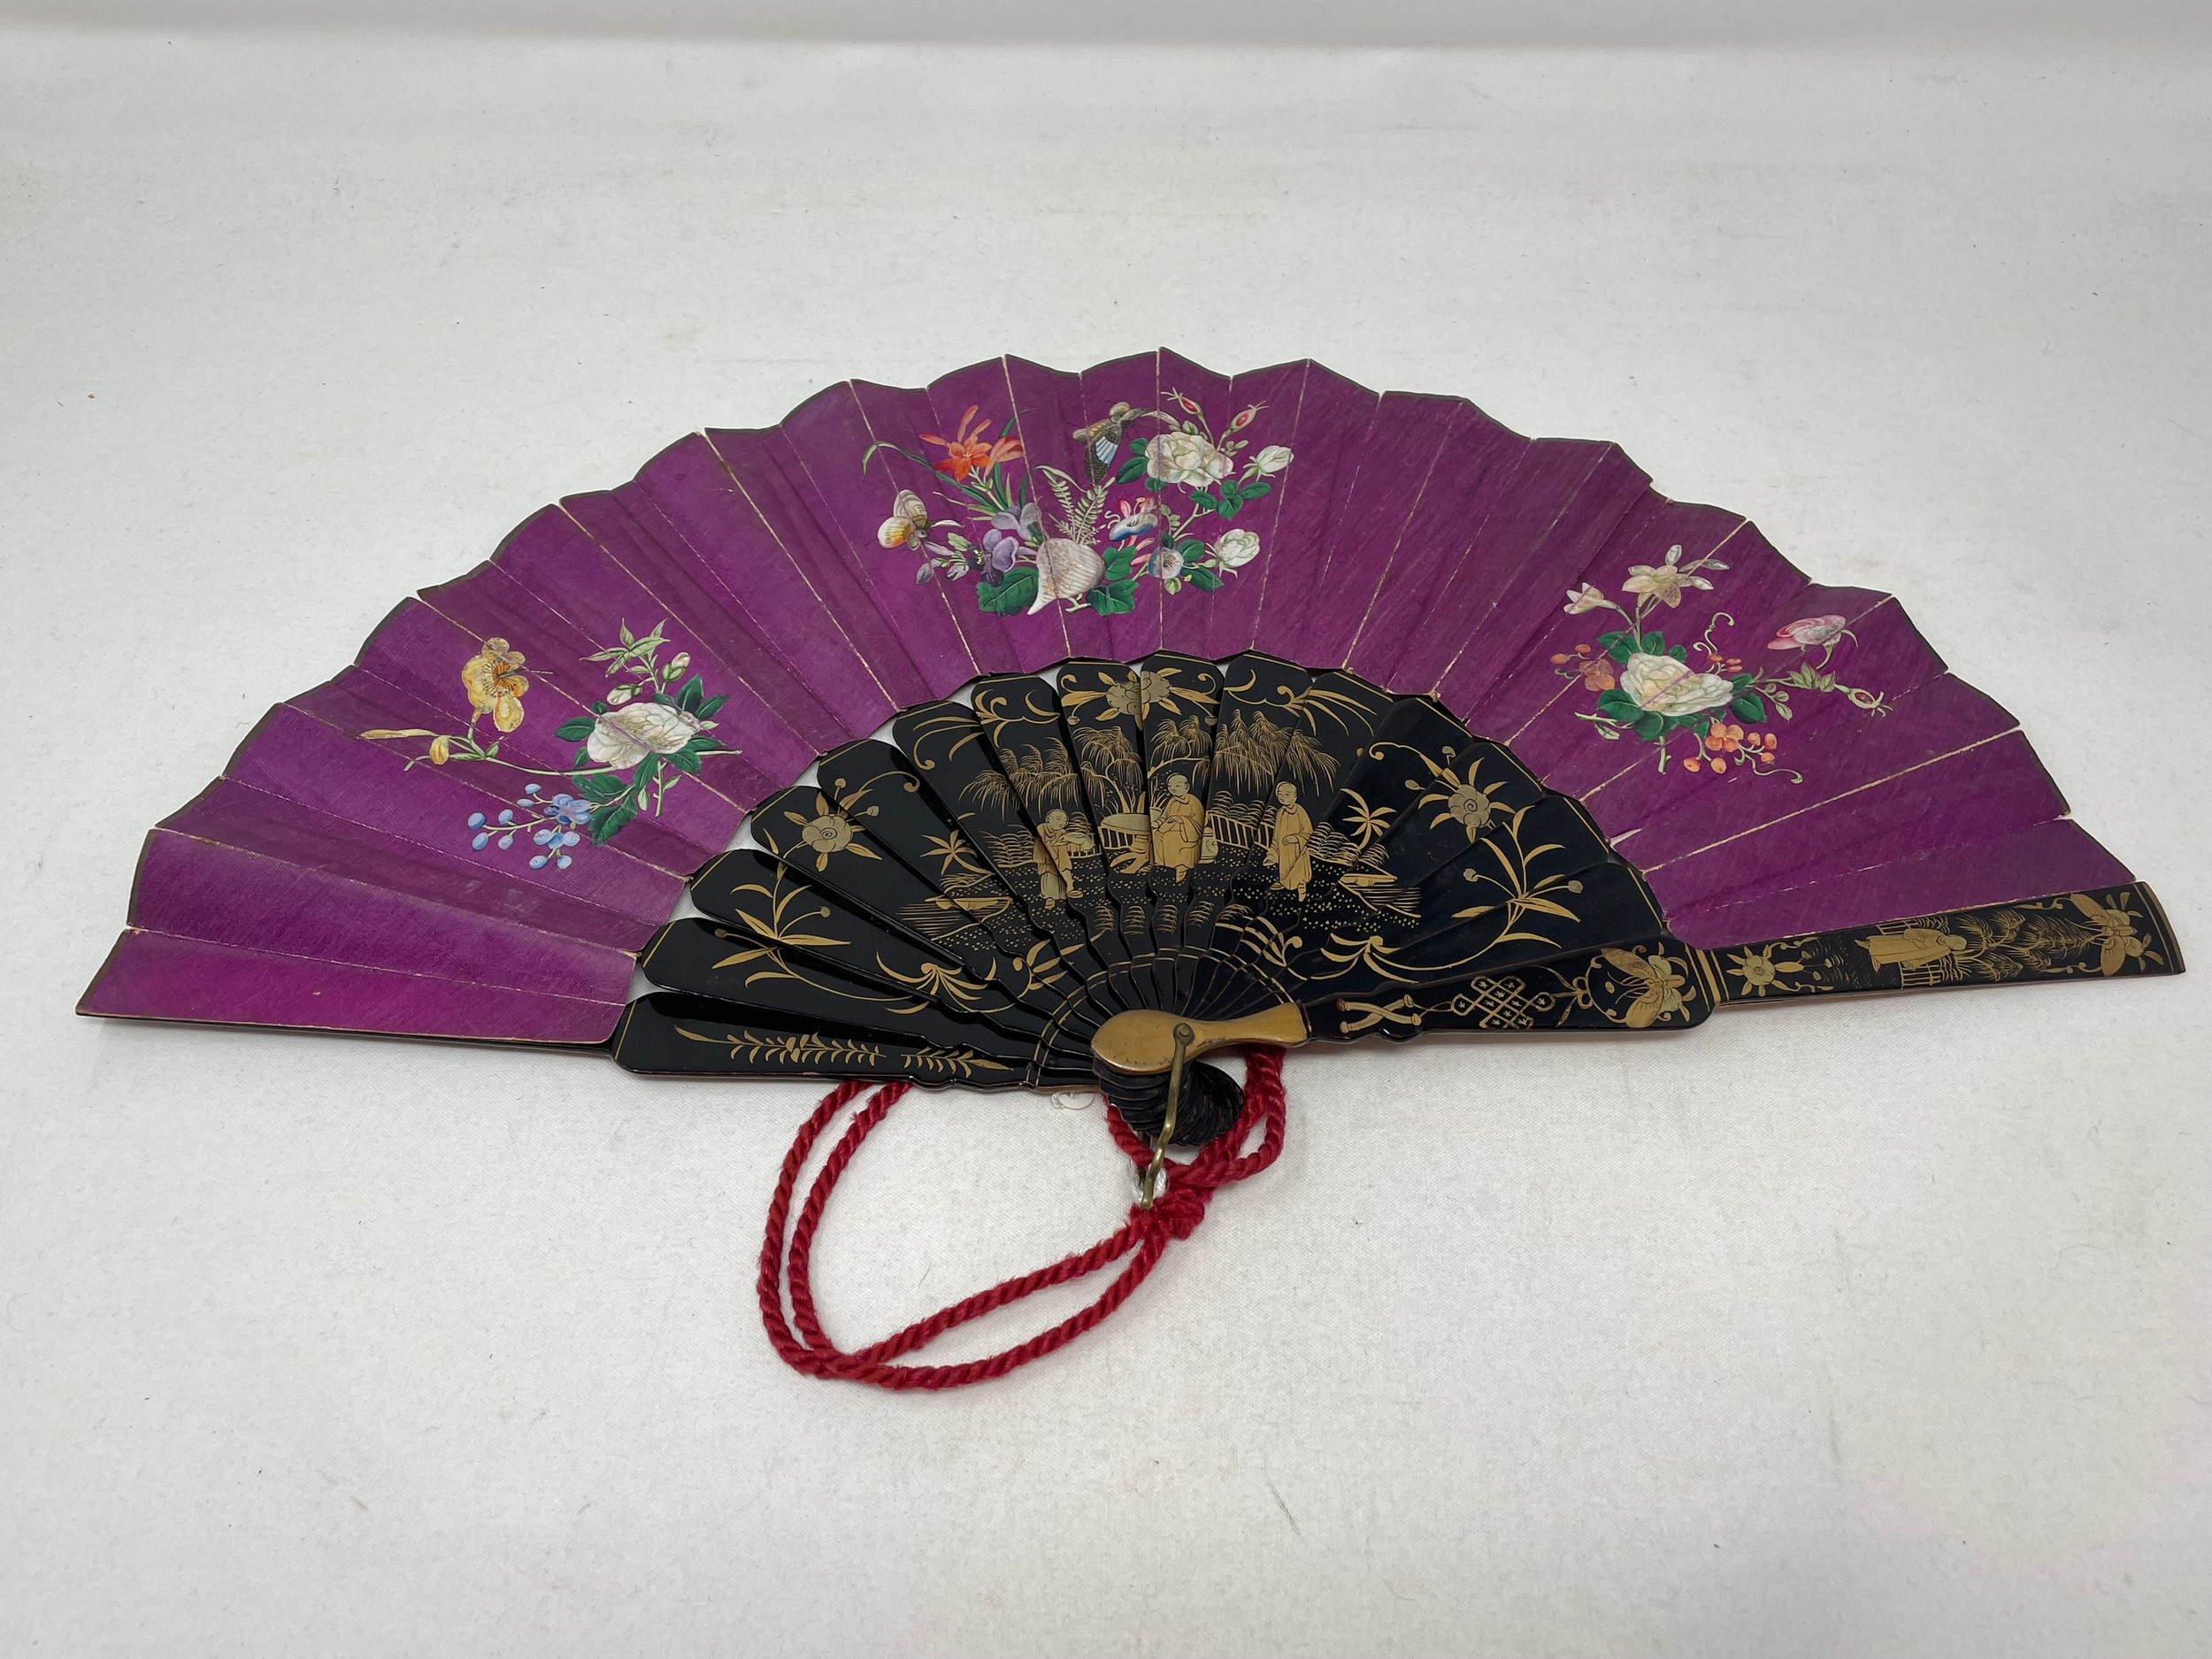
[673,1025,1010,1078]
[723,875,848,950]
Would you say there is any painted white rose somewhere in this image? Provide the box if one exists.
[1212,528,1262,569]
[1252,444,1294,475]
[1617,653,1736,718]
[1146,430,1233,488]
[1155,546,1187,581]
[588,701,708,770]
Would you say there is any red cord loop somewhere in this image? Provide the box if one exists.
[757,1048,1288,1391]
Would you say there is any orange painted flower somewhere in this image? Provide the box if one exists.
[919,406,1023,482]
[1705,722,1746,756]
[461,639,529,733]
[1550,643,1617,691]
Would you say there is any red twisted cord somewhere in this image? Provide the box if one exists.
[757,1048,1288,1390]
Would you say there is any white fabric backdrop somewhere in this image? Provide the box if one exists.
[2,27,2206,1658]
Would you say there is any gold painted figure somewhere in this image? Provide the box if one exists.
[1269,781,1313,901]
[1033,808,1090,901]
[1858,926,1969,971]
[1151,773,1204,879]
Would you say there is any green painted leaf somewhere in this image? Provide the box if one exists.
[555,717,595,741]
[1640,631,1666,654]
[976,567,1039,614]
[1241,480,1271,499]
[1632,712,1666,741]
[1598,631,1635,664]
[591,804,636,845]
[1185,567,1223,591]
[1102,547,1134,582]
[1595,689,1641,722]
[1084,577,1138,616]
[665,745,701,776]
[675,674,707,712]
[1217,495,1240,519]
[696,694,726,718]
[1191,491,1219,514]
[1732,692,1767,721]
[1115,457,1147,483]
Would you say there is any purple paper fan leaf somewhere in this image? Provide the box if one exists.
[1181,357,1310,664]
[916,354,1073,673]
[705,415,939,710]
[1335,397,1522,692]
[168,779,652,950]
[1141,348,1242,662]
[126,830,635,1002]
[1425,438,1655,712]
[845,374,1023,678]
[1002,353,1122,662]
[768,379,980,699]
[556,489,849,754]
[1078,349,1171,662]
[627,436,902,735]
[78,350,2161,1049]
[1249,360,1382,667]
[293,664,733,877]
[81,931,625,1044]
[228,702,682,920]
[1289,390,1475,676]
[1668,818,2133,948]
[453,504,815,796]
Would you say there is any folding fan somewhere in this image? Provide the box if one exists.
[80,352,2180,1373]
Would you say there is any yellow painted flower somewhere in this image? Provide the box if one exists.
[878,489,931,551]
[1725,943,1806,996]
[781,792,878,872]
[802,811,854,858]
[461,639,529,733]
[1622,544,1718,609]
[1441,781,1498,837]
